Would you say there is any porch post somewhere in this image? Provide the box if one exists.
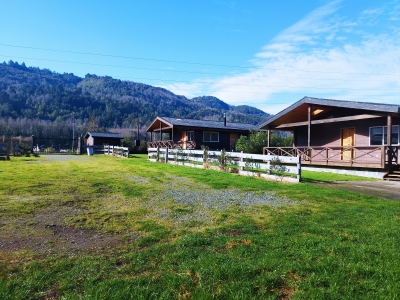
[150,132,153,142]
[387,114,392,170]
[267,129,270,147]
[160,122,162,141]
[171,126,174,143]
[307,104,312,147]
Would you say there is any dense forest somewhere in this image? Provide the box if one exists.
[0,61,270,139]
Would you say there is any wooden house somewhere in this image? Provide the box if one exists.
[146,116,258,151]
[259,97,400,180]
[84,132,123,147]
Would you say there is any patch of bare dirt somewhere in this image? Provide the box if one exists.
[310,180,400,201]
[0,204,129,255]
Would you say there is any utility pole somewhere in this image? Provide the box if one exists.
[72,112,75,152]
[136,119,140,153]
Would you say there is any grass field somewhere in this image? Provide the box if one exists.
[1,154,399,299]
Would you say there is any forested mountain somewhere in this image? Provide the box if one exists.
[0,61,270,138]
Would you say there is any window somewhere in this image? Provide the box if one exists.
[187,131,194,141]
[203,131,219,142]
[369,126,399,145]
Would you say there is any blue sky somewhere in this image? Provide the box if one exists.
[1,0,400,114]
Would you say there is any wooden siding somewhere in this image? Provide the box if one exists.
[295,117,400,148]
[171,127,249,151]
[291,116,400,165]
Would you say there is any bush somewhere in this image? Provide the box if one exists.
[18,143,32,157]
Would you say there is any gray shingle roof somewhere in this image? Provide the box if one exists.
[259,96,400,129]
[86,132,123,139]
[161,117,259,131]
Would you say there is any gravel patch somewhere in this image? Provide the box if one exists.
[42,155,92,162]
[143,175,301,227]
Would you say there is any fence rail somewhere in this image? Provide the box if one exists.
[148,147,301,182]
[103,145,129,158]
[263,146,399,168]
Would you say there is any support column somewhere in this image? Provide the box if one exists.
[307,104,312,147]
[160,122,162,141]
[387,114,392,170]
[267,129,270,147]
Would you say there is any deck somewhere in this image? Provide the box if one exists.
[147,140,196,149]
[263,146,399,169]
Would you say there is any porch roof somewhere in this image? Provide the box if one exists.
[146,116,259,132]
[84,132,123,139]
[259,97,400,130]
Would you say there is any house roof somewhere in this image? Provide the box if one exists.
[259,97,400,130]
[85,132,123,139]
[147,116,259,132]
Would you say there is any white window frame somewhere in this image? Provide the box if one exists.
[187,131,194,142]
[369,125,399,146]
[203,131,219,142]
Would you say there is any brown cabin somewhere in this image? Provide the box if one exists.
[146,116,259,151]
[259,97,400,179]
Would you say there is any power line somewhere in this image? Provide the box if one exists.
[1,43,400,77]
[2,54,400,89]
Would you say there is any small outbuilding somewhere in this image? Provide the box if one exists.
[84,132,123,147]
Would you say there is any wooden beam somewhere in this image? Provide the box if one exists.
[387,114,392,170]
[308,104,311,147]
[275,114,384,129]
[387,114,392,146]
[152,126,173,132]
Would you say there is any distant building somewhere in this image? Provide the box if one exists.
[84,132,123,147]
[146,116,258,151]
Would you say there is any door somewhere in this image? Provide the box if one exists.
[181,131,187,149]
[341,128,355,161]
[230,133,238,150]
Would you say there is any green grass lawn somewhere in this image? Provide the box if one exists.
[0,154,399,299]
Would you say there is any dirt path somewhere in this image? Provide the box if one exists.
[310,180,400,201]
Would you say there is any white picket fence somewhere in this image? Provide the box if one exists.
[103,145,129,158]
[148,147,301,182]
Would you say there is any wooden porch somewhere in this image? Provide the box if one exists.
[263,146,399,169]
[147,140,196,149]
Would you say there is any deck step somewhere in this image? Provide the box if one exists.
[384,177,400,181]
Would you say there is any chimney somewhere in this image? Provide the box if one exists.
[223,113,226,127]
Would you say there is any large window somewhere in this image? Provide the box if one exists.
[369,126,399,145]
[203,131,219,142]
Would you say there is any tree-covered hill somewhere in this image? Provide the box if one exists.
[0,61,270,137]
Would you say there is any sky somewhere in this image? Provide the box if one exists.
[1,0,400,114]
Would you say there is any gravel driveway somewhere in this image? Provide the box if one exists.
[311,180,400,201]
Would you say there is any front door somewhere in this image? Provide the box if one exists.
[230,133,238,150]
[341,128,355,161]
[181,131,187,149]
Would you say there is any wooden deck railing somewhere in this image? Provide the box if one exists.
[263,146,399,169]
[147,140,196,149]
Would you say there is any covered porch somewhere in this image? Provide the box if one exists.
[260,97,400,171]
[146,117,196,149]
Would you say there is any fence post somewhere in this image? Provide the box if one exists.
[240,151,244,171]
[157,147,160,162]
[297,155,302,182]
[165,147,169,163]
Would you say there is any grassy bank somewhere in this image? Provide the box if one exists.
[0,154,399,299]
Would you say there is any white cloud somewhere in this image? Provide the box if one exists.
[164,0,400,115]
